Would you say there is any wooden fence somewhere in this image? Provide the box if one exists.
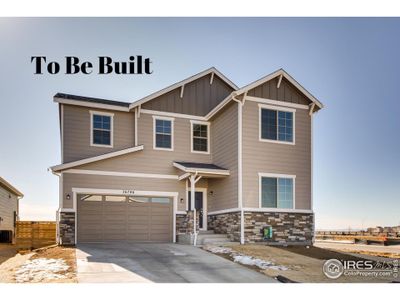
[16,221,56,249]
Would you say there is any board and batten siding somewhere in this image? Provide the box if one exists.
[248,77,311,106]
[142,74,234,116]
[0,185,18,233]
[242,100,311,209]
[208,101,238,212]
[62,173,187,211]
[62,104,135,163]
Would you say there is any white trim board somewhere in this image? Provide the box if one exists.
[62,169,179,180]
[207,207,312,215]
[51,145,144,172]
[247,96,309,110]
[141,109,206,121]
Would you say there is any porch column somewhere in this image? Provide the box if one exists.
[189,174,197,245]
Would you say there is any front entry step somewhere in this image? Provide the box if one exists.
[196,233,230,245]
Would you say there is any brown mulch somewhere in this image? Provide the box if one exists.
[273,245,369,261]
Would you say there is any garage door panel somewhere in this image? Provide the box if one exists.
[77,194,173,243]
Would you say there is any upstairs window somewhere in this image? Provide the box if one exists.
[259,104,295,144]
[191,121,210,154]
[260,173,295,209]
[153,116,174,150]
[90,111,113,147]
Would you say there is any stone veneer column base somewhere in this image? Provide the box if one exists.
[59,212,75,245]
[176,211,200,244]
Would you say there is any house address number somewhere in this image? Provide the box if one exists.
[122,190,135,195]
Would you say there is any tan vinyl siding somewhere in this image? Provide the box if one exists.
[208,101,238,211]
[0,185,18,233]
[62,173,187,211]
[248,77,311,106]
[142,74,234,116]
[75,112,212,174]
[242,100,311,209]
[63,105,135,163]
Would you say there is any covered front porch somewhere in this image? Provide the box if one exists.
[173,161,230,245]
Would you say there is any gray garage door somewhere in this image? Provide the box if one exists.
[77,194,173,243]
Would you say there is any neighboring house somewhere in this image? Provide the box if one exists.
[50,67,323,245]
[0,177,23,244]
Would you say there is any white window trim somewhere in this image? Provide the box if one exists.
[258,103,296,145]
[153,115,174,151]
[258,172,296,210]
[90,110,114,148]
[190,120,210,154]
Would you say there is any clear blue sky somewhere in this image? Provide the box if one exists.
[0,18,399,229]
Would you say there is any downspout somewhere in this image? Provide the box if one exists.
[232,93,245,244]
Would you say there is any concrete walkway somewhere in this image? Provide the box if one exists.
[76,242,276,283]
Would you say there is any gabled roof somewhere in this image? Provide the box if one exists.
[236,68,324,109]
[206,68,324,119]
[50,145,144,172]
[0,177,23,198]
[128,67,239,110]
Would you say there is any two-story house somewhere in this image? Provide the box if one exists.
[50,67,323,245]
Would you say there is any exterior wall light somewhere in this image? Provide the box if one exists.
[66,194,71,200]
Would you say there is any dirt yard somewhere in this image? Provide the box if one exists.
[0,246,77,283]
[211,244,397,283]
[0,244,17,265]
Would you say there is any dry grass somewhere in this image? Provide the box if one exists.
[0,246,77,283]
[227,244,395,283]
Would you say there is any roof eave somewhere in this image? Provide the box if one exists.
[50,145,144,173]
[129,67,238,110]
[0,177,24,198]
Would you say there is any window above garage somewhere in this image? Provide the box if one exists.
[90,111,114,148]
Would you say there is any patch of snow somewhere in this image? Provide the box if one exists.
[232,255,288,270]
[204,246,288,271]
[15,258,70,283]
[203,246,232,254]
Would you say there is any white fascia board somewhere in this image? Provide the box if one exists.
[50,145,144,172]
[63,169,179,180]
[54,97,130,112]
[129,67,238,110]
[235,69,324,110]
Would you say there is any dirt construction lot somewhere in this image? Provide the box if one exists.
[208,244,398,283]
[0,246,77,283]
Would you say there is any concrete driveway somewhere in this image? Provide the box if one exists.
[76,242,276,283]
